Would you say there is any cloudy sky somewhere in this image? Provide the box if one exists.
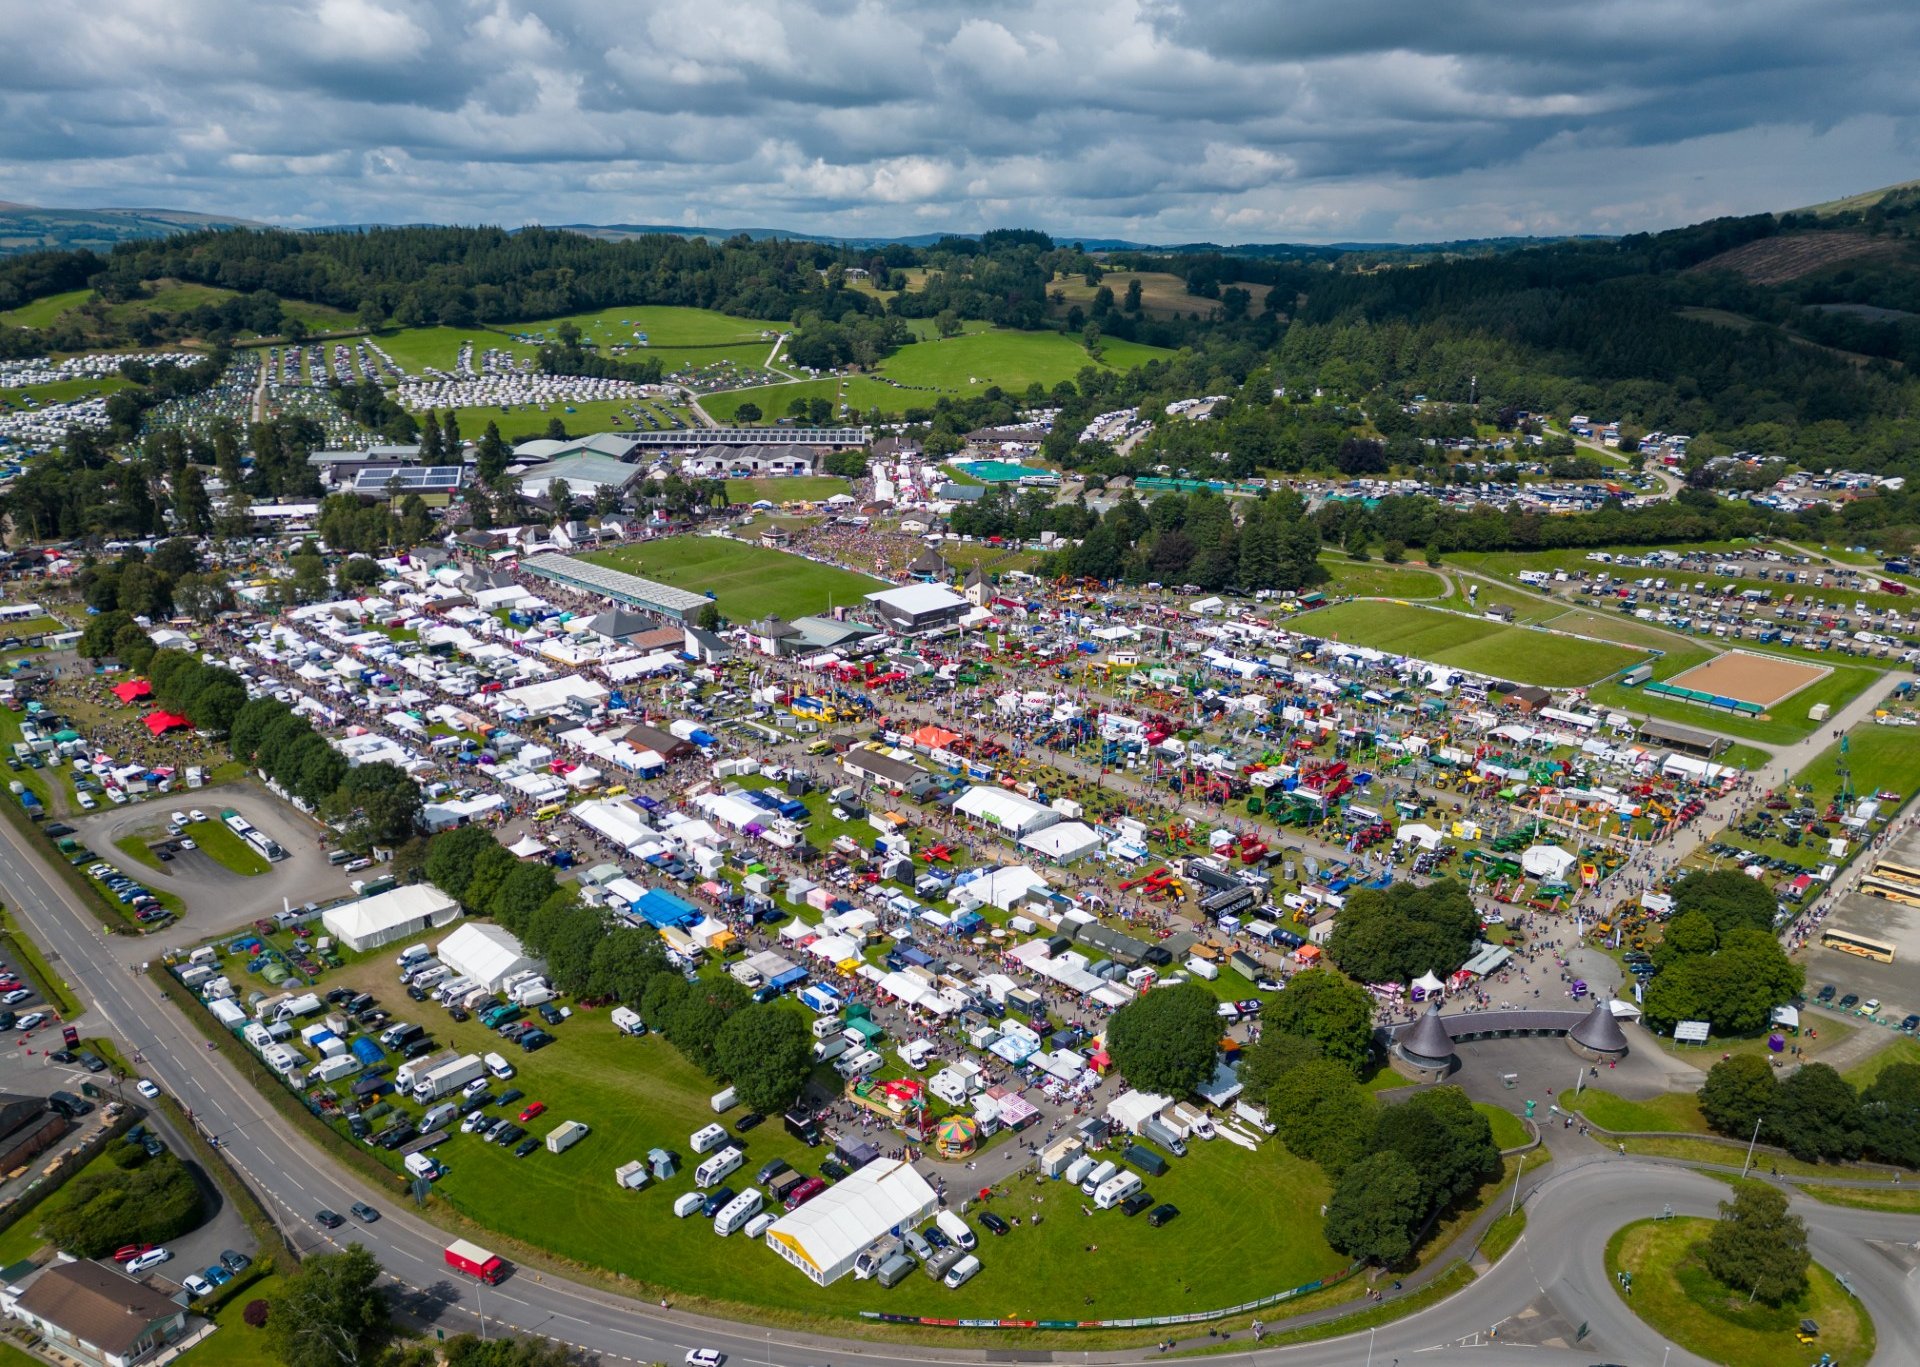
[5,0,1918,243]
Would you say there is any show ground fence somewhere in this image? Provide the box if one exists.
[861,1261,1362,1330]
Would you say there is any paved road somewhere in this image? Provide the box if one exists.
[4,805,1916,1364]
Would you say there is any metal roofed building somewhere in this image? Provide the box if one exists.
[520,553,711,624]
[635,426,870,448]
[350,465,465,504]
[864,582,969,636]
[763,1156,938,1285]
[517,452,643,499]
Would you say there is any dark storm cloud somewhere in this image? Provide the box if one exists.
[0,0,1914,240]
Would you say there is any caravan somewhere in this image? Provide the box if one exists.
[695,1145,744,1189]
[1094,1171,1143,1210]
[713,1188,764,1236]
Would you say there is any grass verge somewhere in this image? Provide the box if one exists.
[1605,1217,1874,1367]
[176,1272,284,1366]
[1170,1263,1476,1355]
[1795,1183,1920,1213]
[154,1094,295,1275]
[1613,1135,1890,1181]
[1476,1209,1527,1265]
[0,907,83,1020]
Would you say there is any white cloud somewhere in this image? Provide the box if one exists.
[0,0,1914,241]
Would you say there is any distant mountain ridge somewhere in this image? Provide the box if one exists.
[0,199,1603,260]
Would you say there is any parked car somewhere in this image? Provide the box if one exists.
[126,1248,172,1273]
[513,1136,540,1157]
[1147,1204,1180,1227]
[980,1212,1010,1236]
[135,1079,161,1100]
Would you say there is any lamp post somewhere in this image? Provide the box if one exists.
[1364,1326,1375,1367]
[1741,1115,1763,1178]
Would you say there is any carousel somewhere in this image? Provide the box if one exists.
[932,1112,980,1160]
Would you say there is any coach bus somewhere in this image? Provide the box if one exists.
[1858,876,1920,910]
[1868,859,1920,888]
[1821,928,1896,963]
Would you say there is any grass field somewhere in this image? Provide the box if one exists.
[1321,559,1447,599]
[1606,1217,1874,1367]
[181,818,272,876]
[1473,1103,1532,1150]
[371,326,538,373]
[580,536,882,623]
[1302,600,1644,686]
[177,1274,285,1366]
[1568,1089,1710,1134]
[0,287,94,329]
[451,398,674,442]
[292,976,1342,1323]
[508,304,785,350]
[1842,1034,1920,1089]
[877,328,1172,393]
[1796,710,1920,808]
[724,476,849,504]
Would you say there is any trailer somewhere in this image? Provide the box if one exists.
[411,1054,486,1102]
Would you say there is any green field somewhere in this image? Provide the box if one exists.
[580,536,883,623]
[877,328,1171,393]
[0,288,94,329]
[508,304,786,349]
[724,476,850,503]
[1568,1088,1710,1134]
[297,996,1341,1323]
[1842,1034,1920,1090]
[451,398,685,442]
[1473,1103,1532,1150]
[1320,559,1448,600]
[1302,600,1645,686]
[1606,1217,1874,1367]
[176,1274,285,1366]
[372,326,537,373]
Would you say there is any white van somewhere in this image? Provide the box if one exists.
[673,1192,706,1219]
[1064,1155,1096,1187]
[744,1212,776,1239]
[420,1103,458,1134]
[935,1210,976,1250]
[713,1187,764,1236]
[1079,1160,1118,1195]
[942,1254,982,1289]
[695,1145,744,1189]
[1094,1172,1143,1210]
[812,1035,849,1064]
[710,1086,737,1114]
[483,1052,515,1080]
[690,1123,729,1155]
[404,1152,444,1181]
[395,944,431,969]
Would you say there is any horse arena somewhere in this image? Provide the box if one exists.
[1663,651,1831,711]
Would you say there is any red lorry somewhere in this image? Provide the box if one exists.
[444,1240,507,1284]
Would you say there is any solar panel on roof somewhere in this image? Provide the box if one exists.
[351,466,464,491]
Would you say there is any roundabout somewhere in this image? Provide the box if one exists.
[1604,1214,1874,1367]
